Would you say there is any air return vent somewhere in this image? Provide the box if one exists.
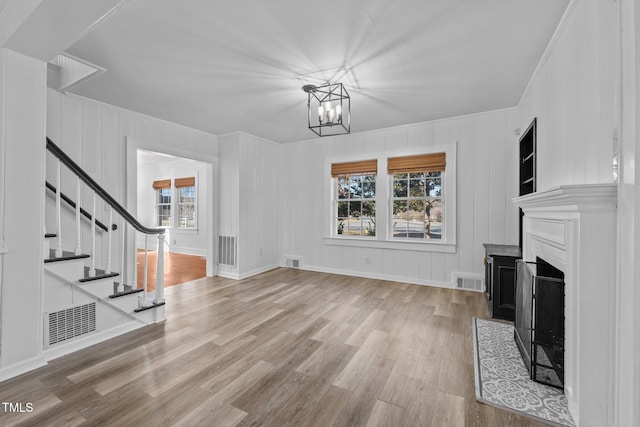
[218,236,236,267]
[284,255,302,268]
[451,272,484,292]
[46,302,96,347]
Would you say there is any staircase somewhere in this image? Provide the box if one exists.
[42,138,166,359]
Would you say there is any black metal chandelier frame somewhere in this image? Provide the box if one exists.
[302,82,350,137]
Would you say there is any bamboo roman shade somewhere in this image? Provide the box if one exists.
[387,152,446,174]
[175,177,195,188]
[331,159,377,178]
[152,179,171,190]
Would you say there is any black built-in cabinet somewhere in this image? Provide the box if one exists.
[484,244,521,321]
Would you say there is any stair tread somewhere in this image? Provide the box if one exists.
[134,301,166,313]
[44,249,90,263]
[109,283,144,299]
[78,266,120,282]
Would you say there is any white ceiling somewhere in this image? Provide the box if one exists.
[65,0,569,143]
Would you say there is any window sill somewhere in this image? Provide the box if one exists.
[323,237,456,253]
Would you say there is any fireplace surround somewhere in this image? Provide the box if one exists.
[513,184,617,427]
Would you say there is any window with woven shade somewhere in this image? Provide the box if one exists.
[175,177,196,229]
[331,160,377,237]
[153,179,172,227]
[388,153,445,240]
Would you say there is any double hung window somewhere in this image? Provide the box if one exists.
[388,153,445,240]
[175,177,196,229]
[153,179,172,227]
[332,160,377,237]
[151,176,197,229]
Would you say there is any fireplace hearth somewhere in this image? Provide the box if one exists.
[515,257,565,389]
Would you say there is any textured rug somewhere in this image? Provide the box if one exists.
[472,318,575,426]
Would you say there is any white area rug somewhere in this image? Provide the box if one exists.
[472,318,575,426]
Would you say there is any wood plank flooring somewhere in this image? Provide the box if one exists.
[0,268,547,426]
[136,251,206,290]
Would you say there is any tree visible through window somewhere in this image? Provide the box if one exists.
[392,171,443,239]
[336,174,376,236]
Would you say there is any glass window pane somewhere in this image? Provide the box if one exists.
[393,200,407,218]
[363,175,376,198]
[409,172,423,179]
[337,201,348,217]
[392,220,408,237]
[344,218,362,235]
[393,179,408,198]
[409,179,425,197]
[337,218,347,234]
[179,186,195,202]
[427,179,442,197]
[348,201,362,218]
[349,176,362,198]
[337,178,349,199]
[426,199,443,239]
[362,201,376,236]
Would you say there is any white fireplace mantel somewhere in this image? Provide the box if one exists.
[513,183,617,427]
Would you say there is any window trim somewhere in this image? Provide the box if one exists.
[324,142,457,251]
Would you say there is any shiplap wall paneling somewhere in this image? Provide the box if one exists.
[281,109,518,287]
[519,0,617,191]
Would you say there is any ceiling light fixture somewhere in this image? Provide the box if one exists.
[302,82,350,137]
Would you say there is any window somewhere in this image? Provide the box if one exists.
[153,179,172,227]
[391,172,442,239]
[332,160,377,237]
[325,145,456,252]
[175,177,196,229]
[388,153,446,240]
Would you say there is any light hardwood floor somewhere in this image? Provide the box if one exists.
[136,251,206,290]
[0,268,546,426]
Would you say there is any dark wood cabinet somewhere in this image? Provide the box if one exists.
[483,244,521,321]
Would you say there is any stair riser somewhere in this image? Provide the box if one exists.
[109,294,139,312]
[79,278,117,299]
[44,259,85,282]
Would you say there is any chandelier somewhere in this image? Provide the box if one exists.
[302,82,350,137]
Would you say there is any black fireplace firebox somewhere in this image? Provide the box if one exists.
[514,258,565,389]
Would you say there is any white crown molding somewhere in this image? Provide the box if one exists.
[512,183,617,212]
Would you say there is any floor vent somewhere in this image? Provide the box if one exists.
[452,272,484,292]
[284,256,302,268]
[46,302,96,347]
[218,235,236,267]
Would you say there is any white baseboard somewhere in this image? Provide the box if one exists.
[286,263,454,289]
[217,264,279,280]
[170,246,206,257]
[43,321,144,362]
[0,355,47,383]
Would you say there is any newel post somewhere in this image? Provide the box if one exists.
[154,233,165,304]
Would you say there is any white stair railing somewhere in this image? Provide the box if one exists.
[45,137,166,313]
[105,206,113,274]
[55,159,63,258]
[74,177,81,255]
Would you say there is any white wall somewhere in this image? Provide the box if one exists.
[217,132,281,278]
[137,156,209,256]
[0,48,47,377]
[518,0,618,190]
[46,89,218,282]
[281,109,520,286]
[517,0,639,425]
